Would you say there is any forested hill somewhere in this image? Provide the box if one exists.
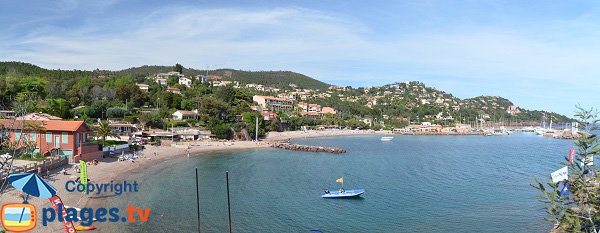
[0,62,330,90]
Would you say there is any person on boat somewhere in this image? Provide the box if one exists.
[339,188,345,193]
[324,189,330,194]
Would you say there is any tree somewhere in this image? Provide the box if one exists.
[95,120,117,148]
[174,63,183,74]
[215,85,236,104]
[87,100,111,119]
[533,106,600,232]
[139,112,164,129]
[106,107,128,118]
[46,98,72,119]
[210,121,233,139]
[181,99,195,110]
[242,112,266,139]
[268,117,282,132]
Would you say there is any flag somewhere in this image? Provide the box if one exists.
[569,147,575,165]
[336,178,343,184]
[79,160,88,193]
[559,182,570,197]
[49,195,78,233]
[551,166,568,183]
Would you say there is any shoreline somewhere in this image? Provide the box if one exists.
[0,130,386,232]
[0,141,269,233]
[0,130,559,232]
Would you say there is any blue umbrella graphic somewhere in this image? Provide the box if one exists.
[7,173,57,223]
[8,173,57,198]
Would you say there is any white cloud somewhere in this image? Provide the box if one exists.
[3,6,600,115]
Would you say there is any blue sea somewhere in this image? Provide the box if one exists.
[103,133,571,232]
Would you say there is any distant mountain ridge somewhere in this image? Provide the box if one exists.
[0,62,330,90]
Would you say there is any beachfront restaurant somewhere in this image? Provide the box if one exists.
[134,130,177,143]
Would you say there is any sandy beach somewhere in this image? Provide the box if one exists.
[0,130,388,232]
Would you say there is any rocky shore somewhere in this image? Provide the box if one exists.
[271,142,347,154]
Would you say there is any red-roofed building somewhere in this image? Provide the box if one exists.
[0,119,102,162]
[260,109,278,121]
[322,107,337,115]
[167,87,181,94]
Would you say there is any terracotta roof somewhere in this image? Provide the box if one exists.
[0,119,87,132]
[43,120,86,131]
[300,111,321,116]
[0,119,24,129]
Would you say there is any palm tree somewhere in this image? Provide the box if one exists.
[95,120,117,148]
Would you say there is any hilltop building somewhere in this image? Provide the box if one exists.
[136,83,149,92]
[179,77,192,88]
[252,95,293,111]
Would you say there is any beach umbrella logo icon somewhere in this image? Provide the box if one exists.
[7,173,57,198]
[1,173,57,232]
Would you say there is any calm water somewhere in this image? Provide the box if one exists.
[108,134,571,232]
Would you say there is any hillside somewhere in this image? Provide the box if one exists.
[358,82,572,123]
[0,62,330,90]
[214,69,329,90]
[0,62,574,123]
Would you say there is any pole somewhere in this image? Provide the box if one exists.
[226,171,232,233]
[196,168,201,233]
[255,116,258,141]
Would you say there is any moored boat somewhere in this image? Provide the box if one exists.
[381,136,394,141]
[321,188,365,198]
[322,177,365,198]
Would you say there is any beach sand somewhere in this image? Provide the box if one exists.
[0,130,387,232]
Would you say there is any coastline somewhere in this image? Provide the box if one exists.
[0,130,388,232]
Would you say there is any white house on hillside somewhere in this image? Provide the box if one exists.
[179,77,192,87]
[173,110,198,120]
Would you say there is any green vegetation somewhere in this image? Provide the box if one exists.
[0,62,574,141]
[217,69,329,90]
[95,120,118,147]
[112,65,329,90]
[532,106,599,232]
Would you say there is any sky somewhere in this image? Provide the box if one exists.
[1,0,599,117]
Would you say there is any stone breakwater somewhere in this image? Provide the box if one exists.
[271,143,347,154]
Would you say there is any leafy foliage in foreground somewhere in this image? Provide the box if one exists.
[533,106,600,232]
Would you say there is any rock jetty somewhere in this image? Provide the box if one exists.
[271,143,346,154]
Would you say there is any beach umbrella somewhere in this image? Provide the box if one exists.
[7,172,57,198]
